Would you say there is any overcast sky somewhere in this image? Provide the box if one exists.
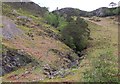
[31,0,120,11]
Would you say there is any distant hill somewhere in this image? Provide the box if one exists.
[53,7,120,17]
[4,2,120,17]
[90,7,120,17]
[52,7,88,17]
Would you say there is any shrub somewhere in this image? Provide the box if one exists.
[58,16,68,31]
[44,12,68,29]
[44,12,59,28]
[61,17,90,52]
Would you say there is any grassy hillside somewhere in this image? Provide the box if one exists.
[82,17,118,82]
[1,2,119,83]
[40,16,118,82]
[1,2,80,82]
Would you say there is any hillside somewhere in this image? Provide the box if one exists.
[1,2,80,82]
[52,7,88,17]
[4,2,48,17]
[1,1,119,83]
[40,16,118,82]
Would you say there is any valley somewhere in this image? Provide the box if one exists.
[1,1,119,83]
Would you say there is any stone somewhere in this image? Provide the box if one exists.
[17,16,28,19]
[2,46,33,76]
[12,10,18,15]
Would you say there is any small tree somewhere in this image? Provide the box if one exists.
[61,17,90,52]
[109,2,117,8]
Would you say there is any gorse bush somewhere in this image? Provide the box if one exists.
[61,17,90,52]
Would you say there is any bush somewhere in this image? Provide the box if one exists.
[44,12,59,28]
[58,16,68,31]
[61,17,90,52]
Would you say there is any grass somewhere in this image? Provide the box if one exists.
[82,18,118,82]
[17,8,44,24]
[2,4,12,16]
[40,17,118,82]
[17,25,32,33]
[0,24,4,28]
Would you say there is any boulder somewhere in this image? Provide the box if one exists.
[2,45,33,76]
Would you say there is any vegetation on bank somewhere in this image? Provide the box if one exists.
[44,12,90,54]
[61,17,90,52]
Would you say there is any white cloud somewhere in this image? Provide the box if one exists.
[32,0,120,11]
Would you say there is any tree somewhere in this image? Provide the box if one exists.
[109,2,117,8]
[61,17,90,52]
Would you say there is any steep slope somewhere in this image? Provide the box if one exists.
[2,2,80,82]
[2,16,25,40]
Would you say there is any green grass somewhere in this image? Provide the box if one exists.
[17,25,32,33]
[17,8,43,23]
[82,18,118,82]
[2,4,12,16]
[83,47,118,82]
[0,24,4,28]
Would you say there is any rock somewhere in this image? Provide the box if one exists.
[24,71,31,74]
[12,10,18,15]
[32,79,36,82]
[17,16,32,21]
[39,78,44,80]
[2,45,33,76]
[43,64,73,79]
[2,16,24,40]
[57,69,72,78]
[43,64,59,79]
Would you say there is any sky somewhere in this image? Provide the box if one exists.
[31,0,120,11]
